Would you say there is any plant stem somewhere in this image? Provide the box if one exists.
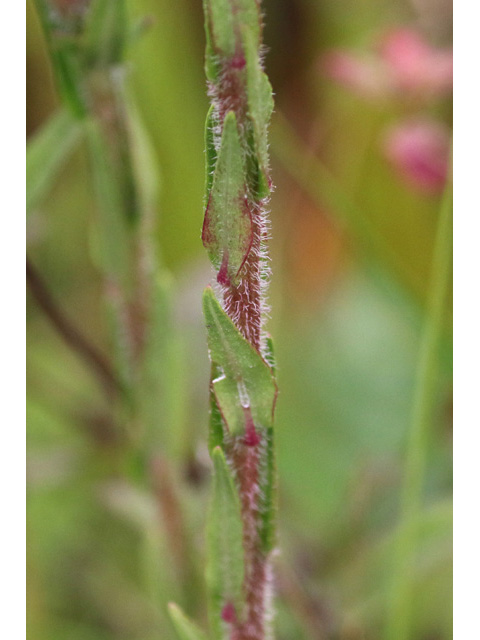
[26,256,123,398]
[201,2,277,638]
[385,175,452,640]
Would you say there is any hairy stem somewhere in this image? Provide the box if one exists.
[202,2,277,638]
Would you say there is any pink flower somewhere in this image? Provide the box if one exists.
[321,27,452,102]
[382,119,450,194]
[322,52,390,100]
[379,28,452,98]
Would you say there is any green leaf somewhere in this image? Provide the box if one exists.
[263,335,276,374]
[34,0,86,116]
[204,105,217,204]
[237,0,261,47]
[202,288,276,436]
[139,273,188,458]
[168,603,208,640]
[242,27,273,197]
[126,93,161,219]
[204,0,260,58]
[85,117,131,286]
[258,426,276,553]
[26,109,83,214]
[204,0,236,57]
[202,111,252,285]
[208,366,225,454]
[206,447,244,638]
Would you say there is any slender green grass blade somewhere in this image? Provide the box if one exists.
[85,117,131,286]
[33,0,86,116]
[385,176,452,640]
[26,109,83,214]
[168,603,208,640]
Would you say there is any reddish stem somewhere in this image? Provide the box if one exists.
[207,29,273,640]
[222,202,264,352]
[226,436,269,640]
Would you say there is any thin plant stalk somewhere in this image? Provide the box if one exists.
[201,2,277,639]
[169,2,278,639]
[32,0,200,617]
[385,172,452,640]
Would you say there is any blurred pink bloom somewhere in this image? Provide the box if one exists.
[322,27,452,102]
[322,52,389,99]
[379,29,452,97]
[382,119,450,193]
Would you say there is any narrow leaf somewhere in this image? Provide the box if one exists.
[208,365,225,454]
[204,104,217,203]
[204,0,236,57]
[204,0,260,74]
[140,274,187,456]
[206,447,245,637]
[202,111,252,285]
[34,0,86,116]
[26,109,83,214]
[85,117,130,286]
[242,27,274,196]
[168,602,208,640]
[126,91,161,219]
[202,288,276,435]
[258,426,276,553]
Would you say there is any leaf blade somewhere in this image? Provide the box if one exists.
[206,447,245,638]
[202,288,276,436]
[202,111,252,285]
[26,109,83,215]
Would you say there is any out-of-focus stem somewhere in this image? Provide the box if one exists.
[385,174,452,640]
[26,256,123,399]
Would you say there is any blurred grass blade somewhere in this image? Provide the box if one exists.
[202,287,276,436]
[206,447,245,638]
[386,175,452,640]
[168,603,208,640]
[140,274,187,457]
[34,0,86,116]
[26,109,83,214]
[126,93,161,221]
[85,117,131,286]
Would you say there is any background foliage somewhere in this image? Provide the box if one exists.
[26,0,452,638]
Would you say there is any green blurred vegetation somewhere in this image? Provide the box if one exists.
[27,1,452,639]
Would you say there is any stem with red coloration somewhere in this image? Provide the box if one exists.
[202,2,277,639]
